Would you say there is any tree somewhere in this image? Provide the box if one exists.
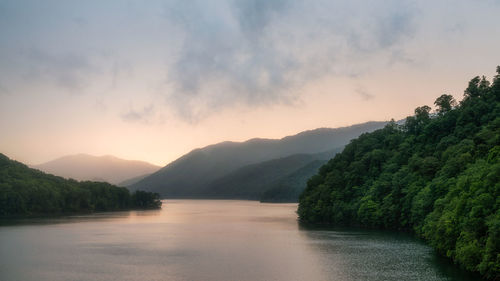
[434,94,457,114]
[415,105,431,121]
[464,76,481,99]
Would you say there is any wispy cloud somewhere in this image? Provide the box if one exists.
[18,48,98,93]
[355,86,375,100]
[121,105,155,123]
[162,0,417,121]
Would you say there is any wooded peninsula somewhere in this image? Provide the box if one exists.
[0,154,162,216]
[299,67,500,280]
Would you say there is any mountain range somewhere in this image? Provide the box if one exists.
[32,154,160,185]
[202,150,339,200]
[131,121,388,199]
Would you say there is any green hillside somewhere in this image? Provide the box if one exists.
[204,154,323,199]
[0,154,161,216]
[260,160,326,203]
[298,67,500,280]
[132,122,386,197]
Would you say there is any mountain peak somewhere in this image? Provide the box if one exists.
[33,154,160,184]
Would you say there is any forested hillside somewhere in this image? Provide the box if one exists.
[298,67,500,280]
[0,154,162,216]
[203,152,335,200]
[260,160,326,202]
[131,121,386,197]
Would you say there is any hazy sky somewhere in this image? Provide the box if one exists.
[1,0,499,166]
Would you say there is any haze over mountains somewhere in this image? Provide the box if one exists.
[132,121,388,199]
[260,159,327,202]
[203,150,341,200]
[32,154,160,185]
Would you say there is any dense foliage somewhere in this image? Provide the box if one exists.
[298,67,500,280]
[0,154,162,216]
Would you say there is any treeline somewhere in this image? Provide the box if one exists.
[0,154,162,216]
[298,67,500,279]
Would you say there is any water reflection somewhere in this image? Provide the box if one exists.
[0,206,164,227]
[0,200,485,281]
[298,225,483,281]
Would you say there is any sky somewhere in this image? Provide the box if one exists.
[1,0,499,166]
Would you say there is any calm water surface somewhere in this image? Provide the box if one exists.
[0,200,482,281]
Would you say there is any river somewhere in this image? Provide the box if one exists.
[0,200,482,281]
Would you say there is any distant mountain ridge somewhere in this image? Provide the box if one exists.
[260,159,328,203]
[132,121,388,198]
[203,148,342,200]
[118,173,153,187]
[33,154,160,185]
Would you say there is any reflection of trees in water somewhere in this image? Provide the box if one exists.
[297,225,483,281]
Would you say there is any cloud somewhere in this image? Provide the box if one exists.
[18,48,98,93]
[355,86,374,100]
[121,105,155,123]
[0,0,424,124]
[0,45,130,97]
[162,0,417,121]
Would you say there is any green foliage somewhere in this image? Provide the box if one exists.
[298,67,500,280]
[0,155,162,216]
[434,94,457,114]
[132,190,162,209]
